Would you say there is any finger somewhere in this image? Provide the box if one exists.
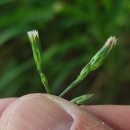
[0,94,112,130]
[0,98,17,117]
[82,105,130,130]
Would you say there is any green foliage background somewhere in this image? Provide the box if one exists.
[0,0,130,104]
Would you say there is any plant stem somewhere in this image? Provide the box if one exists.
[39,72,50,93]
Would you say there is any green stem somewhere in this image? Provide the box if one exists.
[59,63,90,97]
[40,73,50,93]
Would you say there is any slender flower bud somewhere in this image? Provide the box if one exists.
[27,30,50,93]
[89,36,117,71]
[80,36,117,75]
[27,30,42,71]
[60,36,117,97]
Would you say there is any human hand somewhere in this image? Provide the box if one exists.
[0,94,129,130]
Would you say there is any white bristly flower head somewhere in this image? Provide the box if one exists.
[27,30,39,44]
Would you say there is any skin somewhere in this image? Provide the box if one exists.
[0,94,130,130]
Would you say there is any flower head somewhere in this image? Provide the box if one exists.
[27,30,39,44]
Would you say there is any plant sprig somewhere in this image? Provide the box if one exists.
[27,30,117,104]
[27,30,50,93]
[59,36,117,97]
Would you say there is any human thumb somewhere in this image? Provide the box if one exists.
[0,94,112,130]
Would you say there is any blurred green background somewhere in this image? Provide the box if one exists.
[0,0,130,104]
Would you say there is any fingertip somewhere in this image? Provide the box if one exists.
[0,94,112,130]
